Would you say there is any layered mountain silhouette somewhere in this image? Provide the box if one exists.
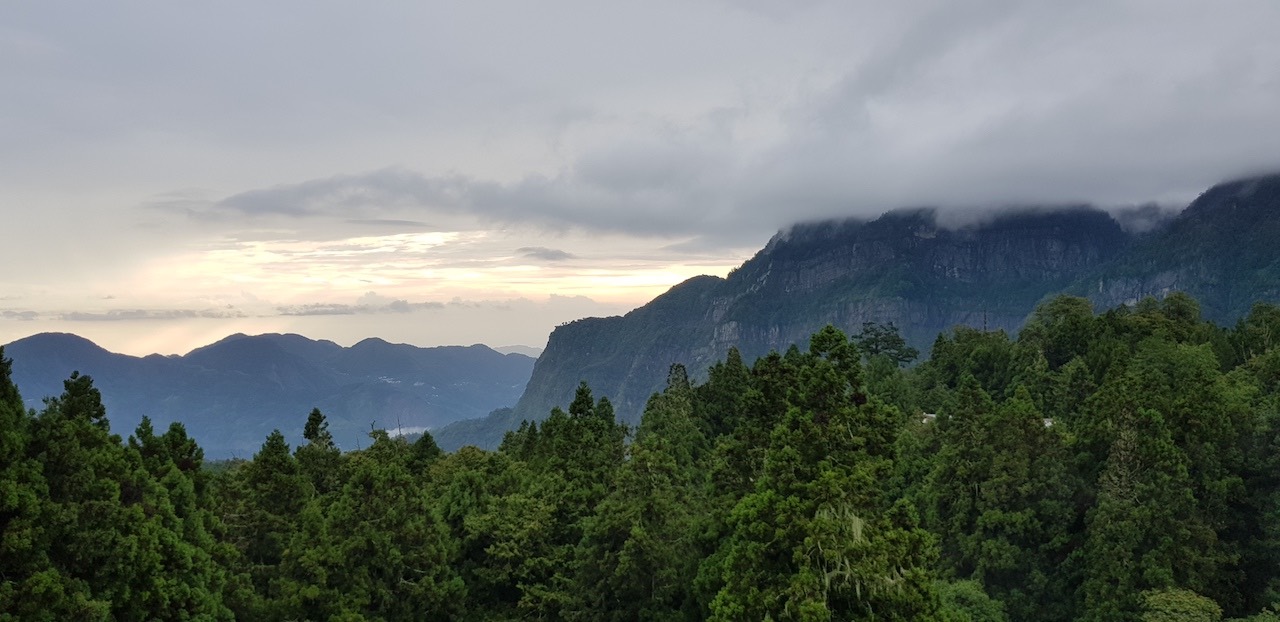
[2,332,534,457]
[491,172,1280,439]
[12,173,1279,454]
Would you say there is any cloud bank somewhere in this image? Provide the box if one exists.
[4,0,1280,354]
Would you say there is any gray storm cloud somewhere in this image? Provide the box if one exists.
[157,0,1280,250]
[4,0,1280,353]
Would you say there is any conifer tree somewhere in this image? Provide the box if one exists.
[1080,400,1206,621]
[220,429,310,612]
[126,418,234,620]
[25,373,147,618]
[576,365,710,620]
[279,431,463,620]
[296,407,342,496]
[711,326,943,620]
[0,348,55,618]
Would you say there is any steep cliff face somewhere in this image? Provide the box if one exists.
[513,173,1280,428]
[513,275,724,424]
[713,207,1131,358]
[1079,173,1280,321]
[514,205,1134,423]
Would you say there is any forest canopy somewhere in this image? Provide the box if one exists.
[4,293,1280,621]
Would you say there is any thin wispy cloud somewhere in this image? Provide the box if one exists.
[276,300,445,317]
[517,247,576,262]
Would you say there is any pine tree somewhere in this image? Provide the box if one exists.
[696,347,752,438]
[278,431,464,620]
[126,418,234,620]
[25,373,147,619]
[711,326,943,620]
[220,429,310,612]
[936,386,1077,620]
[1080,400,1206,621]
[0,348,56,618]
[296,407,342,496]
[575,365,710,621]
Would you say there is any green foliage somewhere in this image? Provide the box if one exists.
[1140,588,1223,622]
[296,407,342,496]
[575,366,710,620]
[927,381,1077,620]
[855,321,920,366]
[1019,296,1097,369]
[7,293,1280,621]
[710,326,942,621]
[917,327,1018,406]
[277,431,463,621]
[936,580,1008,622]
[0,348,53,619]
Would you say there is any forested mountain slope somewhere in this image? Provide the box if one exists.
[1079,173,1280,317]
[2,332,534,457]
[512,172,1280,427]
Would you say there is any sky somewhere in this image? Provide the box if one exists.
[2,0,1280,356]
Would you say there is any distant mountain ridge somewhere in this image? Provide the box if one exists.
[2,332,535,457]
[504,172,1280,432]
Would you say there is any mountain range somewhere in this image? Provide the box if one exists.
[1,332,535,457]
[489,172,1280,440]
[8,172,1279,454]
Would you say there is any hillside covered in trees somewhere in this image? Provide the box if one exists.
[5,292,1280,620]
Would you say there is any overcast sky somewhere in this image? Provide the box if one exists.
[3,0,1279,355]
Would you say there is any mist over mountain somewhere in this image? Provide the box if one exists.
[501,172,1280,434]
[2,332,534,457]
[493,345,545,358]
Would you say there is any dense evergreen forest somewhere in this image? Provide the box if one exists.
[5,293,1280,621]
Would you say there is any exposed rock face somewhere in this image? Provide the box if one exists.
[516,205,1133,423]
[513,173,1280,428]
[1079,174,1280,319]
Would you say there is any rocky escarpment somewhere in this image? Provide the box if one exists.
[510,173,1280,430]
[513,204,1139,425]
[1077,173,1280,320]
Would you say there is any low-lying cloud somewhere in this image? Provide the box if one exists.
[60,308,246,322]
[517,246,576,261]
[2,310,38,321]
[276,300,445,316]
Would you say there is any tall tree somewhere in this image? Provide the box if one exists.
[218,429,310,614]
[499,382,628,618]
[25,373,148,619]
[855,321,920,367]
[1079,399,1208,621]
[278,431,463,620]
[295,408,342,496]
[0,348,54,618]
[927,382,1077,620]
[576,365,711,620]
[711,326,943,620]
[126,418,235,620]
